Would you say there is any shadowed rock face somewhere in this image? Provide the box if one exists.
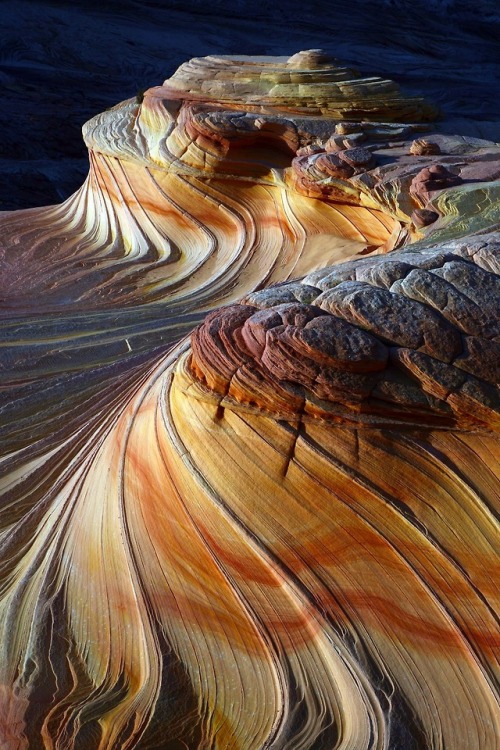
[0,52,499,750]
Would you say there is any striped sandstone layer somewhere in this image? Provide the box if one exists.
[0,52,499,750]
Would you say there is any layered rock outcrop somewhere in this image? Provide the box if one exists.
[0,52,498,750]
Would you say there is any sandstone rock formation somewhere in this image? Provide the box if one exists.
[0,52,498,750]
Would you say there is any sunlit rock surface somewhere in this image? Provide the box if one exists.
[0,51,499,750]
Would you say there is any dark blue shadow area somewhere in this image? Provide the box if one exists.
[1,0,499,208]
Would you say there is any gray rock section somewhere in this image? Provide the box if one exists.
[238,234,500,425]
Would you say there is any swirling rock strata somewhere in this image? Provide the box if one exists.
[1,51,498,314]
[2,238,495,750]
[4,50,433,312]
[0,52,499,750]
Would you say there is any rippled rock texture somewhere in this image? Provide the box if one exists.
[0,52,499,750]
